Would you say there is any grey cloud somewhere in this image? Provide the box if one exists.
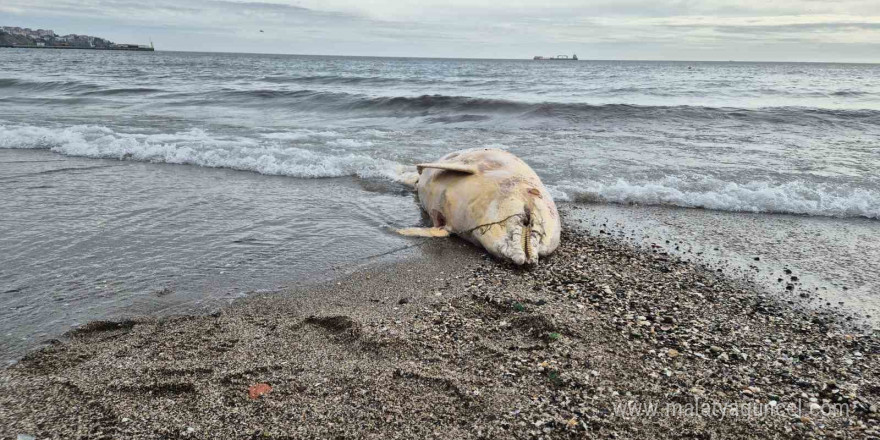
[1,0,878,61]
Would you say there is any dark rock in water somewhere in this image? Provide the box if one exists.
[791,276,799,282]
[784,268,793,275]
[754,257,761,261]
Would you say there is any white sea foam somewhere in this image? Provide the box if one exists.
[552,176,880,219]
[260,130,342,141]
[4,124,878,220]
[0,124,411,182]
[326,138,374,148]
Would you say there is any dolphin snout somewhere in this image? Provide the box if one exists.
[477,211,542,266]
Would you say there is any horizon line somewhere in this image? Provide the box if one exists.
[148,49,880,65]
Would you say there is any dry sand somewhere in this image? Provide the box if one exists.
[1,213,878,439]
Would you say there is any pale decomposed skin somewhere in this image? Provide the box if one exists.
[400,148,561,265]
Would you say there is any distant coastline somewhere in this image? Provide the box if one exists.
[0,26,154,51]
[0,44,154,51]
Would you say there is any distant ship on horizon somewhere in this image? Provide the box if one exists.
[533,54,578,60]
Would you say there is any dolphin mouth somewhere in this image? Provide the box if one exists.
[521,225,536,264]
[520,210,538,265]
[467,211,541,265]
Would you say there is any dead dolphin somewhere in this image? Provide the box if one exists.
[398,148,561,265]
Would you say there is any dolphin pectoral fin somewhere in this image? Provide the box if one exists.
[395,227,451,238]
[416,162,479,175]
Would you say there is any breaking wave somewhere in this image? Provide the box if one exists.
[165,90,880,127]
[0,77,101,94]
[3,123,878,220]
[0,124,411,181]
[4,74,878,128]
[553,177,880,220]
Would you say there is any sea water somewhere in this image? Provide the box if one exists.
[2,50,878,362]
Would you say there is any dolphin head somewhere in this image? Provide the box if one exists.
[470,186,561,266]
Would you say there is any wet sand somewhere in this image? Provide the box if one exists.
[1,214,878,439]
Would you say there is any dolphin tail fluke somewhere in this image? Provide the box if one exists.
[395,227,451,238]
[398,171,419,188]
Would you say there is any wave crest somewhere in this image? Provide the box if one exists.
[0,124,411,181]
[553,177,880,219]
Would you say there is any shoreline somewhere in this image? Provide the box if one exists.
[1,215,877,439]
[0,45,153,51]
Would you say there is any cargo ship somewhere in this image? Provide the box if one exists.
[533,54,578,60]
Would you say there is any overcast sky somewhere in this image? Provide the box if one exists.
[2,0,879,62]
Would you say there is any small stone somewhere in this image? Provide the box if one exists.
[397,297,410,305]
[122,417,131,423]
[17,435,35,440]
[709,345,723,354]
[248,383,272,399]
[718,353,729,362]
[668,349,680,358]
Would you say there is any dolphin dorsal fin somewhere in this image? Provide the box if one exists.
[416,162,479,174]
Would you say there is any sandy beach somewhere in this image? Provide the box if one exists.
[2,211,877,439]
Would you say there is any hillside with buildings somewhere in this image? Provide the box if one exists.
[0,26,152,50]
